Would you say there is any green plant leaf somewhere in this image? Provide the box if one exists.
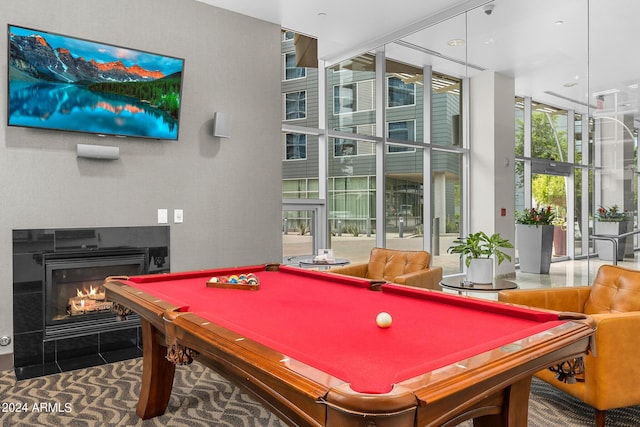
[447,231,513,266]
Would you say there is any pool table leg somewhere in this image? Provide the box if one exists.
[472,376,531,427]
[136,318,176,419]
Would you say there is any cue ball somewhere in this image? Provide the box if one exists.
[376,312,392,328]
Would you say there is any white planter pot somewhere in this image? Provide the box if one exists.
[516,224,554,274]
[467,258,493,284]
[595,220,630,261]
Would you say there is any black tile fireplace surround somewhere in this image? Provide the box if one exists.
[12,226,170,380]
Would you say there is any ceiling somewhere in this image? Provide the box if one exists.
[196,0,640,121]
[194,0,482,62]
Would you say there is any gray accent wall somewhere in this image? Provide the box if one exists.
[0,0,283,368]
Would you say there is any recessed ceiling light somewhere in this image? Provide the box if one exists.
[318,12,327,17]
[447,39,465,47]
[555,20,564,25]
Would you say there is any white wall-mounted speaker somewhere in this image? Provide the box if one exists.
[213,112,232,138]
[76,144,120,160]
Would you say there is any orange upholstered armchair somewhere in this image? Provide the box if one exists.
[328,247,443,290]
[498,264,640,427]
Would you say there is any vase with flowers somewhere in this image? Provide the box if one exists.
[515,206,555,274]
[595,205,630,261]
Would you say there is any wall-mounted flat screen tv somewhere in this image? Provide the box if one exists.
[8,25,185,140]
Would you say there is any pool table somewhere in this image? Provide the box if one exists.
[104,264,594,427]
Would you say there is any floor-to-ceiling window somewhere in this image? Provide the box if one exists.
[430,73,463,274]
[281,31,325,260]
[516,99,577,263]
[532,102,570,260]
[281,35,466,267]
[573,113,593,258]
[324,53,378,262]
[384,61,425,252]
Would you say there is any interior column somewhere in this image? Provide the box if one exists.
[468,71,516,277]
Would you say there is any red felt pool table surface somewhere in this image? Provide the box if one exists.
[126,264,560,394]
[105,263,595,427]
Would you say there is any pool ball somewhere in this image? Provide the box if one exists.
[376,312,392,328]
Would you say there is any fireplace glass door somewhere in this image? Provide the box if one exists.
[45,252,146,328]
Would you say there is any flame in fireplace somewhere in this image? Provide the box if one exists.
[76,285,104,299]
[69,283,111,315]
[76,284,100,298]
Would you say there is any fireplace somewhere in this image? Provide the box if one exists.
[12,226,170,380]
[43,249,147,339]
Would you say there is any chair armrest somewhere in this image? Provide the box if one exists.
[535,311,640,410]
[393,267,443,290]
[583,312,640,408]
[327,263,369,278]
[498,287,591,313]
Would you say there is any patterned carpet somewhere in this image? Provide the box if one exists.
[1,358,639,426]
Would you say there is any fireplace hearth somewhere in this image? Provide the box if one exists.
[13,226,170,380]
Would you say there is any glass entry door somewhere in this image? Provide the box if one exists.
[530,159,572,260]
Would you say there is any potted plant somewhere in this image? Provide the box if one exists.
[595,205,630,261]
[447,231,513,284]
[515,206,555,274]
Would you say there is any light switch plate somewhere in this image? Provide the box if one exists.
[157,209,168,224]
[174,209,184,223]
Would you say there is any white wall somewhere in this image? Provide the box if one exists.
[0,0,283,368]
